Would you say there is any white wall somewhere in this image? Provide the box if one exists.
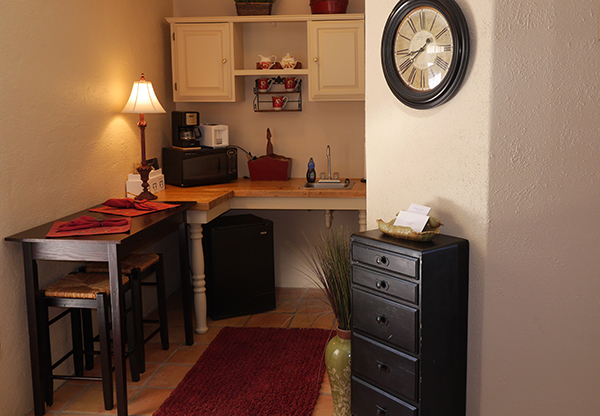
[367,0,600,415]
[0,1,173,414]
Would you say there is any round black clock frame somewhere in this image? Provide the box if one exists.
[381,0,470,109]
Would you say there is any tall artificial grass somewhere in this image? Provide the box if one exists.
[297,227,352,331]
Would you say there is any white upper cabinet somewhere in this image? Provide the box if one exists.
[167,15,364,103]
[308,20,365,101]
[171,23,242,102]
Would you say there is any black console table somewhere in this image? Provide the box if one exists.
[350,230,469,416]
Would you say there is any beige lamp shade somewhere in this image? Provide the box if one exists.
[121,74,165,114]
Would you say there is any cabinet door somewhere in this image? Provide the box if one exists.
[171,23,236,102]
[308,20,365,101]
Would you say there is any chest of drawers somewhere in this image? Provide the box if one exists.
[350,230,469,416]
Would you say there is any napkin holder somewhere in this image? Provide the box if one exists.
[126,169,165,197]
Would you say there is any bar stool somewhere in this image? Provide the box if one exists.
[39,272,140,410]
[82,253,169,373]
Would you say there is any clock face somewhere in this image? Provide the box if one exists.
[394,7,454,92]
[381,0,470,109]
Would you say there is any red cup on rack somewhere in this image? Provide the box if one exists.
[257,78,273,93]
[272,96,289,110]
[283,77,298,92]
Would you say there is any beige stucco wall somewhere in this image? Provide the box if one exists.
[367,0,600,414]
[0,1,174,414]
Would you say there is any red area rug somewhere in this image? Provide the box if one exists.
[153,327,332,416]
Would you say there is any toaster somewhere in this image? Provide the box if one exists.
[199,124,229,148]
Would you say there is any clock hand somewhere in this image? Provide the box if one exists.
[409,38,432,59]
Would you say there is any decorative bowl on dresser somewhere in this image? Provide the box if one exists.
[350,230,469,416]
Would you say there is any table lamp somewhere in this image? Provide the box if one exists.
[122,73,166,200]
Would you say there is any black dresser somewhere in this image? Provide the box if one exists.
[350,230,469,416]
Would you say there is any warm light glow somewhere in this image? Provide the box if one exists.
[121,74,166,114]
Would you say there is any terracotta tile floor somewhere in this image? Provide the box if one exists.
[32,287,336,416]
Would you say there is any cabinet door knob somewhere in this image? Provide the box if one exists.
[375,280,389,290]
[313,57,318,62]
[222,59,227,64]
[375,314,388,325]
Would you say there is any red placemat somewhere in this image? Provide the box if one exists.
[89,201,180,217]
[46,218,131,237]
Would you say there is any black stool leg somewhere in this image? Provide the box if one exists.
[81,309,95,371]
[155,254,170,350]
[70,308,84,377]
[97,293,114,410]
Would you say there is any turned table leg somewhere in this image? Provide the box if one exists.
[188,223,208,334]
[358,210,367,232]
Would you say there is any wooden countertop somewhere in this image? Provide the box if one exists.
[155,178,366,211]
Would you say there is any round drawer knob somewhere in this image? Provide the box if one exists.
[375,280,389,290]
[222,59,227,64]
[313,57,318,62]
[376,405,389,415]
[375,256,389,266]
[377,361,390,373]
[376,315,388,325]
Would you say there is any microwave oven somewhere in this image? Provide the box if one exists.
[162,146,237,187]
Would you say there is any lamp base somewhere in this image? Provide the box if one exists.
[135,165,158,200]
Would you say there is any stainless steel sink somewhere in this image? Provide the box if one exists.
[300,181,355,189]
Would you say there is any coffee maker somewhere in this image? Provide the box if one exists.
[172,111,202,148]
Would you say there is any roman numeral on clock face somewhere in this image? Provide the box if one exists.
[435,56,449,71]
[395,48,410,57]
[398,58,413,74]
[420,11,426,30]
[435,27,449,39]
[408,67,417,85]
[407,18,417,33]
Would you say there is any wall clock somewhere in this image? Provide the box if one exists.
[381,0,470,109]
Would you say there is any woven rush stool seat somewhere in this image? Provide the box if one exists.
[84,253,159,275]
[81,252,169,373]
[40,272,140,411]
[44,272,129,299]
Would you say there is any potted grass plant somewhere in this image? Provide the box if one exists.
[234,0,276,16]
[298,226,352,416]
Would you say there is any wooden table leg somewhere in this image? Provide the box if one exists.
[188,223,208,334]
[358,210,367,232]
[107,246,128,416]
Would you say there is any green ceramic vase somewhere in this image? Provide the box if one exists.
[325,327,352,416]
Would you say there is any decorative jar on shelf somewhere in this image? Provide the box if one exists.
[310,0,348,14]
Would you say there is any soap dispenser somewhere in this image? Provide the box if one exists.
[306,158,316,183]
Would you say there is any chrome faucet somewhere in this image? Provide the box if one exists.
[326,145,332,180]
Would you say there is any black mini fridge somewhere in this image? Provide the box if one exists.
[202,214,276,320]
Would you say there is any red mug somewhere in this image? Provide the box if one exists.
[272,96,289,110]
[257,78,273,92]
[283,77,298,92]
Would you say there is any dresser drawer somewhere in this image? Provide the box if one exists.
[353,265,419,305]
[352,243,419,279]
[352,333,419,402]
[352,376,418,416]
[353,289,418,353]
